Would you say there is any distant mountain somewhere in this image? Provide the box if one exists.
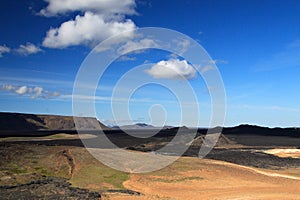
[120,123,155,129]
[1,112,299,137]
[162,125,174,129]
[110,124,174,130]
[0,112,108,131]
[222,124,300,136]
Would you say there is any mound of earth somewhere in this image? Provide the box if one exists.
[188,133,234,147]
[126,132,235,152]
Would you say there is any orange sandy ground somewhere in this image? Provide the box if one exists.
[104,157,300,200]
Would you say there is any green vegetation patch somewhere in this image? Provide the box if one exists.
[151,176,203,183]
[70,164,129,190]
[2,163,27,174]
[0,143,130,191]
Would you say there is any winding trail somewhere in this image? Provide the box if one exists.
[208,159,300,180]
[61,149,75,177]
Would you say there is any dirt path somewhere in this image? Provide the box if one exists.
[60,149,76,177]
[107,157,300,200]
[208,159,300,180]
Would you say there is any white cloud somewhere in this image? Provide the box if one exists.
[16,43,42,56]
[40,0,136,16]
[42,11,136,48]
[1,84,61,99]
[209,59,228,65]
[200,65,215,75]
[168,53,179,59]
[0,45,10,57]
[15,86,28,95]
[41,0,137,48]
[2,85,15,91]
[174,38,191,55]
[32,86,43,98]
[117,38,158,54]
[117,55,136,61]
[145,59,197,80]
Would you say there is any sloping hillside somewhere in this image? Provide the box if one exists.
[0,112,108,131]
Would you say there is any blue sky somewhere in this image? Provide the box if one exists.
[0,0,300,127]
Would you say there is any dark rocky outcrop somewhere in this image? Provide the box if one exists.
[0,177,101,200]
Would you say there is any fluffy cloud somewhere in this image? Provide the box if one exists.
[40,0,136,16]
[0,43,42,57]
[43,12,136,48]
[41,0,137,48]
[15,86,28,95]
[117,38,158,54]
[16,43,42,56]
[0,45,10,57]
[145,59,197,80]
[1,84,61,99]
[31,87,43,98]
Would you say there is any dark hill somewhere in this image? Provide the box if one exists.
[222,124,300,137]
[0,112,108,131]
